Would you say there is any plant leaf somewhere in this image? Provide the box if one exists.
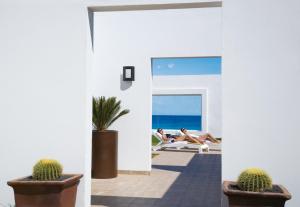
[92,96,129,131]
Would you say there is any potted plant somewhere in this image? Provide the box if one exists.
[92,96,129,179]
[223,168,291,207]
[7,159,83,207]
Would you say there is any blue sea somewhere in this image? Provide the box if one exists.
[152,115,202,130]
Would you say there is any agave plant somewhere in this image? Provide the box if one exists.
[93,96,129,131]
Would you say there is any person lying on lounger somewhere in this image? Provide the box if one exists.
[156,128,173,143]
[156,128,201,144]
[180,128,220,144]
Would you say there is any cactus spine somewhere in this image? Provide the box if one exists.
[32,159,63,181]
[237,168,272,192]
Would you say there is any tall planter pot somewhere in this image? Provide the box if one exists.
[223,181,291,207]
[92,130,118,179]
[7,174,83,207]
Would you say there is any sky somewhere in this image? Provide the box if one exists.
[152,57,221,76]
[152,95,202,116]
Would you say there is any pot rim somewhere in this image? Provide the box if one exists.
[223,181,292,200]
[93,130,118,133]
[7,174,83,187]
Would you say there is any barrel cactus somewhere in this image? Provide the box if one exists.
[237,168,272,192]
[32,159,63,181]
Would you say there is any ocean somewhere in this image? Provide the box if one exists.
[152,115,202,130]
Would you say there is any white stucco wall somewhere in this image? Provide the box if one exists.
[92,7,222,171]
[222,0,300,206]
[0,1,92,206]
[153,75,222,137]
[4,1,299,206]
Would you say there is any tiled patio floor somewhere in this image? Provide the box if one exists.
[91,151,221,207]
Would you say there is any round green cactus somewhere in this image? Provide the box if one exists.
[237,168,272,192]
[32,159,63,181]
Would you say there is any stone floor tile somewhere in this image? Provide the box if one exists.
[91,151,221,207]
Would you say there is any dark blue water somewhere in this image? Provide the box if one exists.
[152,115,202,130]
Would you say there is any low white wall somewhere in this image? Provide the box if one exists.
[0,1,91,206]
[153,75,222,137]
[222,0,300,206]
[92,6,222,171]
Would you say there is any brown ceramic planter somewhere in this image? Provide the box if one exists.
[92,130,118,179]
[223,181,291,207]
[7,174,83,207]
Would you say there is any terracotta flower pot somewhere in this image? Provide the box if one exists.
[7,174,83,207]
[92,130,118,179]
[223,181,291,207]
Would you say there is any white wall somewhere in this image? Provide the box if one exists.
[92,7,222,171]
[2,0,299,206]
[0,1,91,206]
[153,75,222,137]
[222,0,300,206]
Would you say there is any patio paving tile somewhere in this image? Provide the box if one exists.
[92,151,221,207]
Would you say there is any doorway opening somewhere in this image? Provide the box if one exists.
[89,2,222,206]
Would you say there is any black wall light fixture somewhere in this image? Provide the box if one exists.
[123,66,135,81]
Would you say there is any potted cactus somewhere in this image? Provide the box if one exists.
[92,96,129,179]
[223,168,291,207]
[7,159,83,207]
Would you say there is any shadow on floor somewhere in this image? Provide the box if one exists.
[151,164,186,172]
[91,195,157,207]
[92,154,222,207]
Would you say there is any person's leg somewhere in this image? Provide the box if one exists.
[206,133,219,143]
[187,136,203,144]
[198,135,206,143]
[174,136,186,141]
[175,135,202,144]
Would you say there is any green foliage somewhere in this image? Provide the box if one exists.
[33,159,63,181]
[152,135,160,146]
[237,168,272,192]
[93,96,129,131]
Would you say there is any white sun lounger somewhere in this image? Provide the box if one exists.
[152,132,209,154]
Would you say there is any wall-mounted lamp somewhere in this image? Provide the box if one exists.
[123,66,135,81]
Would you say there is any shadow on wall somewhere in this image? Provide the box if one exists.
[88,9,94,49]
[120,74,132,91]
